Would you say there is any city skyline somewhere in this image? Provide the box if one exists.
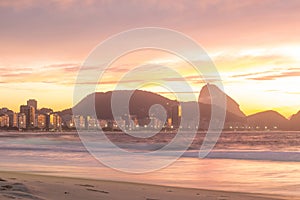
[1,85,300,132]
[1,86,300,120]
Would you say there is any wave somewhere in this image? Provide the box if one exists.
[183,151,300,162]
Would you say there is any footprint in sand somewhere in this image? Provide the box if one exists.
[86,188,109,194]
[76,184,95,188]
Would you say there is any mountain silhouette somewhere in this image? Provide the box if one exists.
[72,90,177,124]
[65,84,300,130]
[198,84,246,126]
[247,110,289,130]
[289,111,300,130]
[199,83,246,118]
[71,84,248,129]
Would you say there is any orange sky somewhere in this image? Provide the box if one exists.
[0,0,300,117]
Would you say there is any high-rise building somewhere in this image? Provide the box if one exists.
[56,115,62,130]
[8,112,18,128]
[0,114,9,127]
[27,99,37,111]
[3,109,18,128]
[171,104,181,128]
[20,105,35,129]
[18,113,26,129]
[28,106,35,129]
[37,114,46,129]
[20,105,28,114]
[49,113,56,130]
[0,108,8,114]
[48,113,62,131]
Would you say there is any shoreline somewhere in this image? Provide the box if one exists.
[0,171,296,200]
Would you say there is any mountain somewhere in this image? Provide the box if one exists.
[289,111,300,130]
[60,84,299,130]
[179,101,246,129]
[198,84,246,126]
[72,90,177,122]
[71,84,248,129]
[247,110,289,130]
[198,83,246,118]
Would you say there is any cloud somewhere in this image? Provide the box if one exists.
[1,0,300,63]
[230,67,300,81]
[0,63,81,84]
[286,91,300,95]
[249,70,300,81]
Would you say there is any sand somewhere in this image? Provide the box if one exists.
[0,171,296,200]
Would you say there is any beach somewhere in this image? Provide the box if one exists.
[0,171,294,200]
[0,131,299,199]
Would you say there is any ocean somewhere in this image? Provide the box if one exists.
[0,131,299,197]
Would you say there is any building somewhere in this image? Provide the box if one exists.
[171,104,181,128]
[8,112,18,128]
[37,114,47,129]
[0,114,9,127]
[0,107,8,114]
[2,109,18,128]
[56,115,62,130]
[61,114,75,129]
[86,116,98,130]
[98,119,108,129]
[18,113,26,129]
[27,106,36,129]
[48,113,62,131]
[115,117,126,130]
[20,105,36,129]
[20,105,28,114]
[27,99,37,111]
[74,115,85,129]
[39,108,53,115]
[149,116,164,129]
[49,113,55,130]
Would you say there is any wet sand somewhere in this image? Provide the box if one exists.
[0,171,296,200]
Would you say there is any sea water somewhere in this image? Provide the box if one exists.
[0,131,299,197]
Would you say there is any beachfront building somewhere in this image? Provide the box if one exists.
[171,104,182,128]
[37,114,47,130]
[180,119,199,130]
[27,106,36,129]
[149,116,164,129]
[74,115,85,129]
[27,99,37,110]
[98,119,108,129]
[27,99,37,111]
[18,113,26,129]
[114,117,126,130]
[20,105,36,129]
[86,116,98,130]
[61,114,75,129]
[48,113,62,131]
[0,114,9,127]
[6,111,18,128]
[0,108,20,129]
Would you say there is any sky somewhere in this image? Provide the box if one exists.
[0,0,300,117]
